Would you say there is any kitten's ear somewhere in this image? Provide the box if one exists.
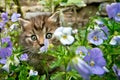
[18,18,30,27]
[48,11,59,22]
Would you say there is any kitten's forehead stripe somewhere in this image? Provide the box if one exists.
[41,16,45,30]
[31,15,47,32]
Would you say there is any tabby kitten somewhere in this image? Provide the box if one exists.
[19,12,60,75]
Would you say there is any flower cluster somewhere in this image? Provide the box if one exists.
[87,20,109,46]
[0,12,28,73]
[0,12,21,31]
[0,37,12,64]
[67,47,108,80]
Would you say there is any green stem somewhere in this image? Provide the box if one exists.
[82,24,89,46]
[112,20,115,34]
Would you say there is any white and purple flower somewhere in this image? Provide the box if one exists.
[2,58,11,72]
[68,56,92,80]
[29,69,38,76]
[11,13,21,22]
[53,27,75,45]
[19,53,28,61]
[87,30,105,45]
[109,35,120,45]
[75,46,88,58]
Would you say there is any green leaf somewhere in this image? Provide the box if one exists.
[39,75,46,80]
[67,0,86,7]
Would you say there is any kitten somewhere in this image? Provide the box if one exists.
[19,12,61,75]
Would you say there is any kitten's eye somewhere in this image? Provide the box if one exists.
[31,35,37,41]
[46,33,52,39]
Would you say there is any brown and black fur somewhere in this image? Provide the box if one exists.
[19,12,62,78]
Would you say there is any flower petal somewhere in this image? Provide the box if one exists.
[62,27,72,35]
[73,57,92,80]
[60,35,74,45]
[94,56,106,67]
[0,58,6,64]
[92,66,105,75]
[29,70,38,76]
[89,48,103,58]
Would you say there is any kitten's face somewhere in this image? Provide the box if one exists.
[19,13,59,53]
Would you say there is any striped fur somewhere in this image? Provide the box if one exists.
[19,13,61,75]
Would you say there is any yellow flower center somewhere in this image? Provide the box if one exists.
[79,51,83,55]
[93,36,98,41]
[63,35,67,39]
[90,60,95,66]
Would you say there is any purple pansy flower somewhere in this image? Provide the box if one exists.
[11,13,21,22]
[87,30,105,45]
[0,48,12,58]
[1,37,12,48]
[76,46,88,58]
[0,38,12,59]
[106,3,120,22]
[84,48,107,75]
[19,53,28,61]
[95,20,109,40]
[68,57,92,80]
[1,12,8,22]
[39,38,49,53]
[112,64,120,80]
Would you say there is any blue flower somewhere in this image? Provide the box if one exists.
[68,57,92,80]
[1,37,12,48]
[106,3,120,22]
[87,30,105,45]
[11,13,21,22]
[112,64,120,80]
[1,12,8,23]
[39,38,49,53]
[0,48,12,58]
[84,48,107,75]
[75,46,88,58]
[0,38,12,59]
[19,53,28,61]
[95,20,109,40]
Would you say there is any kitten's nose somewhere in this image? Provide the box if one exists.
[40,44,44,47]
